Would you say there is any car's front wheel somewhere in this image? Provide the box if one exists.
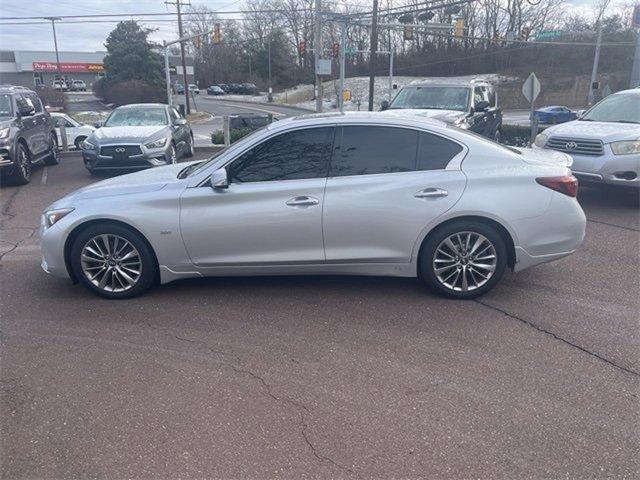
[71,223,157,299]
[168,143,177,164]
[12,142,32,185]
[419,220,507,299]
[185,135,194,158]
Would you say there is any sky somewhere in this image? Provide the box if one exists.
[0,0,626,53]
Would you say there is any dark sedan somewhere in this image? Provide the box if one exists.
[207,85,224,95]
[80,104,194,175]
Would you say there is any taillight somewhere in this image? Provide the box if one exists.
[536,175,579,197]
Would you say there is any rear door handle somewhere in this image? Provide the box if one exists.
[286,196,319,207]
[414,188,448,199]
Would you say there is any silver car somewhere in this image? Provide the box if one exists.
[534,88,639,188]
[81,103,194,174]
[41,111,586,299]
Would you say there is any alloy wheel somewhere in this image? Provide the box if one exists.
[169,145,177,164]
[433,231,497,292]
[18,146,30,178]
[80,234,142,293]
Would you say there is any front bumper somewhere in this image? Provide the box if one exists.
[0,139,15,168]
[542,144,639,188]
[40,215,71,281]
[82,142,173,171]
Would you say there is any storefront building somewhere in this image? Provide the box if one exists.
[0,50,194,89]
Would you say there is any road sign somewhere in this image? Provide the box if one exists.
[535,30,562,41]
[316,58,331,76]
[522,73,541,104]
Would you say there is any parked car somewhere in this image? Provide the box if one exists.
[239,83,259,95]
[207,85,225,95]
[383,80,503,141]
[534,88,639,188]
[0,85,59,184]
[50,112,95,149]
[52,80,68,92]
[41,111,585,299]
[532,106,578,124]
[69,80,87,92]
[174,83,185,95]
[217,83,230,93]
[79,103,194,175]
[188,84,200,95]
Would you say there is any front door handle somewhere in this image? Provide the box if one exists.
[414,188,448,199]
[286,196,319,207]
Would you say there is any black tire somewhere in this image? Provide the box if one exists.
[74,136,87,150]
[43,133,59,165]
[168,143,178,164]
[184,135,194,158]
[70,223,157,299]
[493,129,502,143]
[12,142,31,185]
[419,220,507,299]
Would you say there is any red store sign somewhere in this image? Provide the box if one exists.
[32,62,104,73]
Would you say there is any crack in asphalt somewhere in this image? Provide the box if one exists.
[474,299,640,378]
[0,188,21,228]
[0,227,38,262]
[142,321,356,477]
[586,218,640,232]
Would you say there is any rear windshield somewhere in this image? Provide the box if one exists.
[446,124,521,155]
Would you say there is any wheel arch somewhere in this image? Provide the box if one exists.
[416,215,517,275]
[63,219,160,283]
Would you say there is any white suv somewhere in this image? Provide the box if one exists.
[534,88,639,189]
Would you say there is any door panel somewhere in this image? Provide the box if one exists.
[180,179,326,265]
[323,170,466,263]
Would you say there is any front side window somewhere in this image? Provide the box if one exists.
[329,126,418,177]
[228,127,334,183]
[581,93,640,124]
[104,106,168,127]
[390,86,471,112]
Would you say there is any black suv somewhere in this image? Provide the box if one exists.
[0,85,58,184]
[383,80,503,142]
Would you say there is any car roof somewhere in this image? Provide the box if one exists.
[115,103,167,109]
[0,84,34,94]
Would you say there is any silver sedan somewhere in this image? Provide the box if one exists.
[41,111,586,299]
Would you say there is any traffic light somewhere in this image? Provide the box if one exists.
[417,11,435,22]
[194,35,202,49]
[298,41,307,55]
[444,5,462,15]
[212,23,221,44]
[454,18,465,38]
[403,26,414,41]
[332,42,340,58]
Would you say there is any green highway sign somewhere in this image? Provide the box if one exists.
[535,30,562,41]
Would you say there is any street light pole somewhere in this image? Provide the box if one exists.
[314,0,323,112]
[368,0,379,111]
[268,33,273,102]
[45,17,62,81]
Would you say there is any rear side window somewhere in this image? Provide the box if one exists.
[417,132,464,170]
[228,127,334,183]
[330,126,418,177]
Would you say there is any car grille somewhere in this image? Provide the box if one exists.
[546,137,604,156]
[100,145,143,158]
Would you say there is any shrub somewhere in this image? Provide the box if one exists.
[98,80,166,107]
[37,86,66,110]
[211,127,253,145]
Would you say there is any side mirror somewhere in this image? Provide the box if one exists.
[380,100,389,111]
[94,122,102,128]
[210,167,228,189]
[174,118,187,126]
[576,109,586,119]
[475,100,490,112]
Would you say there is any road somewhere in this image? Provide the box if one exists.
[1,152,638,478]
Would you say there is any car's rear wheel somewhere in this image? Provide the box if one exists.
[420,220,507,299]
[185,135,194,157]
[71,224,157,299]
[493,129,501,143]
[168,143,177,164]
[43,133,59,165]
[12,142,32,185]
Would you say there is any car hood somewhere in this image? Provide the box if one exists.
[92,125,168,144]
[520,147,573,168]
[389,108,465,124]
[543,120,640,143]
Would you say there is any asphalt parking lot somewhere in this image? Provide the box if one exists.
[1,152,638,478]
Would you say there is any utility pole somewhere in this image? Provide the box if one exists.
[166,0,191,114]
[45,17,62,80]
[338,20,347,112]
[314,0,323,112]
[631,29,640,88]
[368,0,379,111]
[588,21,603,105]
[268,33,273,102]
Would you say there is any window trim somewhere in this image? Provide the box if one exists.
[223,125,337,185]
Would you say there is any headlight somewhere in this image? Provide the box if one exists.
[81,139,97,150]
[0,127,9,139]
[534,133,549,148]
[43,208,74,228]
[145,138,168,149]
[610,140,640,156]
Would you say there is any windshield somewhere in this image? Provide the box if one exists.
[104,106,168,127]
[390,86,471,111]
[0,94,12,117]
[581,93,640,124]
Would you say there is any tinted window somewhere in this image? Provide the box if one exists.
[27,94,43,113]
[330,126,418,177]
[228,127,334,183]
[417,132,464,170]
